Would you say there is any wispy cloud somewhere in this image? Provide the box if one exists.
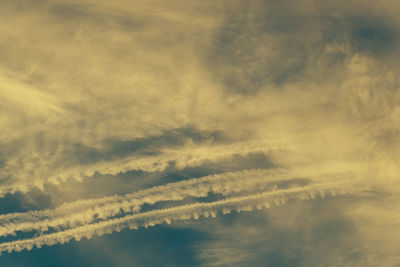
[0,167,365,238]
[1,0,400,265]
[0,179,364,254]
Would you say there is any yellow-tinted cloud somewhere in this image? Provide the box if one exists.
[1,0,400,264]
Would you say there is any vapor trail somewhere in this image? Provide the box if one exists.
[0,180,364,254]
[0,166,360,237]
[0,139,294,197]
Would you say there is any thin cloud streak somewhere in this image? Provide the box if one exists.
[0,139,291,197]
[0,180,365,255]
[0,167,362,238]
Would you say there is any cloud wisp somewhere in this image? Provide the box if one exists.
[0,139,292,197]
[0,177,366,254]
[1,0,400,265]
[0,166,366,239]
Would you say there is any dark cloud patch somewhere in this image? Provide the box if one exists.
[81,226,208,267]
[0,226,208,267]
[321,10,399,58]
[48,3,92,20]
[206,0,400,95]
[349,16,398,57]
[0,0,48,13]
[104,127,225,159]
[45,2,146,32]
[206,0,320,95]
[64,127,226,165]
[0,193,29,215]
[0,244,83,267]
[0,190,52,214]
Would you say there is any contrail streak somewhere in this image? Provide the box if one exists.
[0,139,294,196]
[46,139,293,184]
[0,180,363,254]
[0,166,359,237]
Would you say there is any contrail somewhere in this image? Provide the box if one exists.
[46,139,293,184]
[0,166,360,237]
[0,180,363,254]
[0,168,291,237]
[0,139,294,197]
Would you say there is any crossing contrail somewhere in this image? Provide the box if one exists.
[0,178,366,254]
[0,165,362,238]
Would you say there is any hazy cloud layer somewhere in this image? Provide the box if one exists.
[1,0,400,266]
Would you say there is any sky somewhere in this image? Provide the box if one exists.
[1,0,400,266]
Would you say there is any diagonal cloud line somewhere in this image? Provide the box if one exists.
[0,139,295,196]
[0,180,366,255]
[0,166,361,237]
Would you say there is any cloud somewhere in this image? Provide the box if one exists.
[0,179,363,254]
[0,0,400,265]
[0,167,359,239]
[195,195,367,266]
